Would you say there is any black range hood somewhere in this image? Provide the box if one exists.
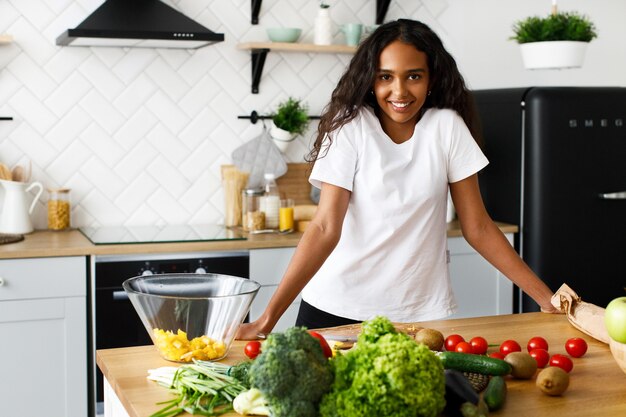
[56,0,224,49]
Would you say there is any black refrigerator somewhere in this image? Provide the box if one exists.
[473,87,626,312]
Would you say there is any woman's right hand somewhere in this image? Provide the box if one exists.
[236,319,272,340]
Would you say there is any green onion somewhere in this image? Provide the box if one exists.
[147,361,248,417]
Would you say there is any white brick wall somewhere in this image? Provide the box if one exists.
[1,0,624,229]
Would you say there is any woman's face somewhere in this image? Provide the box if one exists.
[373,40,430,143]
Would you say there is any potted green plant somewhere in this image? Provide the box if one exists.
[270,97,310,152]
[511,8,597,69]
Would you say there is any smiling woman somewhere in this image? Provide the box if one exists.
[236,18,557,341]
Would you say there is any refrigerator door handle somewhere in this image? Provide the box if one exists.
[598,191,626,200]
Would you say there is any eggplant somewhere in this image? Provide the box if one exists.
[443,369,479,417]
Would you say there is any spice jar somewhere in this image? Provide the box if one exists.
[48,188,71,230]
[242,188,265,232]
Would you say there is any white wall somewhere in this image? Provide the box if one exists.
[1,0,623,229]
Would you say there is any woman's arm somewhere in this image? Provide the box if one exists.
[236,182,352,339]
[450,174,558,313]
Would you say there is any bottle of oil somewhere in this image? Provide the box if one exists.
[260,173,280,229]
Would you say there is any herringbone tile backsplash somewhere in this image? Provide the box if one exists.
[1,0,450,228]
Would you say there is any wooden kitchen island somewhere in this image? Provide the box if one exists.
[97,312,625,417]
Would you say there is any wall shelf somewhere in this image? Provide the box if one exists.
[250,0,391,25]
[237,42,356,93]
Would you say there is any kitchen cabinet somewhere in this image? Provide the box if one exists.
[0,256,88,417]
[249,247,299,331]
[448,234,514,318]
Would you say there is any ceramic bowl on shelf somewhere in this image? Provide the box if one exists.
[123,273,260,363]
[266,28,302,43]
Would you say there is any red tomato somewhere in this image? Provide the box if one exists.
[455,341,475,354]
[469,337,489,355]
[529,348,550,368]
[445,334,465,351]
[527,336,549,352]
[244,340,262,359]
[489,351,505,360]
[550,354,574,373]
[499,339,522,357]
[309,331,333,358]
[565,337,588,358]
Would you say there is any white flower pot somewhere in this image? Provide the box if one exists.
[519,41,589,70]
[269,122,297,153]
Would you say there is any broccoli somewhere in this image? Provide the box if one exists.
[228,360,253,387]
[247,326,333,417]
[319,316,446,417]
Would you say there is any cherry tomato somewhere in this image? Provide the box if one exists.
[469,336,489,355]
[489,351,505,360]
[565,337,588,358]
[445,334,465,351]
[527,336,549,352]
[455,341,475,354]
[550,354,574,373]
[309,331,333,358]
[499,339,522,357]
[529,348,550,368]
[244,340,262,359]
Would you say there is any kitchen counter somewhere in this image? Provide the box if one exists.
[0,221,518,259]
[97,313,625,417]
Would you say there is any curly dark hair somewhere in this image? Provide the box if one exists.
[306,18,481,164]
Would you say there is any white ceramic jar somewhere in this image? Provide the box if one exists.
[314,7,333,45]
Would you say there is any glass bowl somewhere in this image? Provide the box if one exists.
[123,273,260,363]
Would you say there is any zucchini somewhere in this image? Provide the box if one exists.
[483,375,507,411]
[438,351,512,376]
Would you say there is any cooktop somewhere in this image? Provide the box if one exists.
[79,224,246,245]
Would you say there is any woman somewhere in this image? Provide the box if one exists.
[237,19,556,339]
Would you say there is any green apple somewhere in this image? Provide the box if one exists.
[605,297,626,343]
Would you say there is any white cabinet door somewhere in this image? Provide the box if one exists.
[447,235,514,319]
[249,248,299,331]
[0,257,87,417]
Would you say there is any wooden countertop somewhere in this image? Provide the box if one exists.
[96,313,625,417]
[0,221,518,260]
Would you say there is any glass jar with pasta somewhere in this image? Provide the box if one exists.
[47,188,71,230]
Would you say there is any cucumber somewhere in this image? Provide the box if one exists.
[483,375,507,411]
[438,351,512,376]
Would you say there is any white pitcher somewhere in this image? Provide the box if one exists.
[0,179,44,234]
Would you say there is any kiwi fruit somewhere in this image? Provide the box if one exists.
[414,328,445,351]
[536,366,570,396]
[504,351,538,379]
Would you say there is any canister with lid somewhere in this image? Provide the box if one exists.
[47,188,71,230]
[242,188,265,232]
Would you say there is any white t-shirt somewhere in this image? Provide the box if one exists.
[304,106,489,322]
